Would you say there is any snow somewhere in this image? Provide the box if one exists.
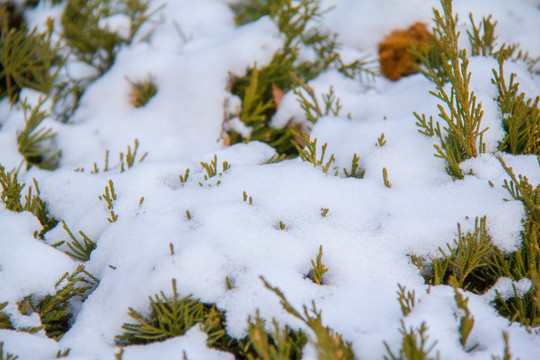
[0,0,539,359]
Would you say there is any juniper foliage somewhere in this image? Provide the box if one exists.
[413,0,487,180]
[227,0,375,156]
[18,265,98,340]
[0,6,62,102]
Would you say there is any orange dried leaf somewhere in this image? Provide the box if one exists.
[378,22,432,81]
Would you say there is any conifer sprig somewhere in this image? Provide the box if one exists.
[492,332,513,360]
[467,14,497,57]
[397,284,416,317]
[244,312,306,360]
[493,282,539,328]
[384,321,439,360]
[414,0,487,179]
[0,166,58,238]
[0,303,13,330]
[17,97,60,170]
[492,61,540,155]
[18,265,97,340]
[292,74,342,124]
[116,279,234,350]
[227,0,376,156]
[438,217,494,290]
[120,139,147,172]
[295,134,335,174]
[262,277,354,360]
[0,165,24,212]
[450,279,478,352]
[98,179,118,222]
[308,245,329,285]
[382,167,392,188]
[62,220,96,262]
[198,155,230,187]
[62,0,157,74]
[0,8,61,102]
[343,154,364,178]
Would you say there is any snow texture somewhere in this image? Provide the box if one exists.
[1,0,539,359]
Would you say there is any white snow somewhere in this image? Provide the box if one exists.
[0,0,539,359]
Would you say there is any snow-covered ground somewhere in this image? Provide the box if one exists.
[0,0,539,359]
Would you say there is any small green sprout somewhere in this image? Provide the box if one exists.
[120,139,147,173]
[98,179,118,223]
[198,155,230,187]
[295,133,335,174]
[62,220,96,262]
[179,168,190,184]
[343,153,364,178]
[384,321,439,360]
[397,284,416,317]
[242,191,252,205]
[17,97,60,170]
[383,167,392,188]
[376,133,387,147]
[262,277,354,359]
[450,278,478,352]
[308,245,329,285]
[292,74,342,124]
[56,348,70,358]
[225,276,234,290]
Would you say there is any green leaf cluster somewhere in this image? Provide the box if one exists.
[410,158,540,327]
[396,284,416,317]
[0,165,58,238]
[384,321,439,360]
[62,0,155,75]
[292,74,342,124]
[119,139,147,173]
[450,280,478,352]
[307,245,329,285]
[198,154,230,187]
[413,0,487,180]
[243,312,306,360]
[463,12,540,156]
[116,277,352,359]
[17,96,60,169]
[55,0,160,120]
[0,5,62,103]
[295,133,335,174]
[227,0,375,157]
[98,179,118,223]
[75,139,147,174]
[414,0,539,177]
[0,303,13,330]
[262,278,354,360]
[487,157,540,327]
[61,220,96,262]
[17,265,98,340]
[384,285,440,360]
[116,279,236,350]
[492,60,539,155]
